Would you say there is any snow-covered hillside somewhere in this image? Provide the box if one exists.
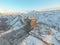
[0,9,60,45]
[0,9,60,31]
[18,10,60,45]
[21,10,60,32]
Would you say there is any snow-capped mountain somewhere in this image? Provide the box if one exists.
[21,9,60,32]
[0,9,60,45]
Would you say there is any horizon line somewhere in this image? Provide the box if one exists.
[0,6,60,14]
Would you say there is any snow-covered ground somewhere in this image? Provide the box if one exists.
[20,10,60,45]
[0,9,60,45]
[21,10,60,32]
[19,24,60,45]
[18,35,46,45]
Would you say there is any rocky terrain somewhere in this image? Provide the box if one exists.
[0,9,60,45]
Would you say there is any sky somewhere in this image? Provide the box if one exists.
[0,0,60,12]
